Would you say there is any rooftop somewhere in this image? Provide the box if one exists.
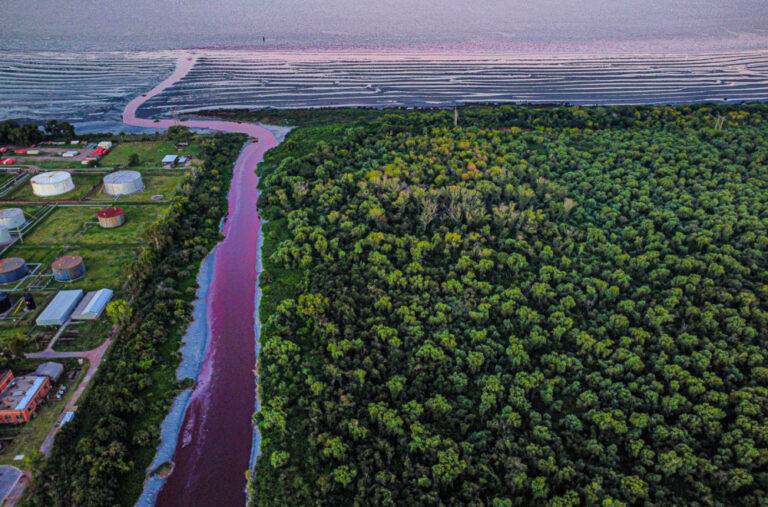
[0,375,46,411]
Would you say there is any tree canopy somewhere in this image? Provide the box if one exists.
[251,103,768,505]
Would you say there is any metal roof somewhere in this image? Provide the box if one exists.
[0,258,25,273]
[52,255,83,270]
[162,154,178,163]
[14,376,45,411]
[97,207,123,218]
[0,208,23,219]
[36,290,83,326]
[34,362,64,381]
[31,171,72,184]
[71,288,113,320]
[104,170,141,184]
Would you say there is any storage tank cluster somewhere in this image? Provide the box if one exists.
[103,170,143,196]
[51,255,86,282]
[0,208,26,229]
[0,257,28,284]
[97,207,125,229]
[31,171,75,197]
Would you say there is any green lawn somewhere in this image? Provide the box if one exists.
[7,174,104,202]
[108,174,186,202]
[1,245,141,291]
[55,318,113,352]
[99,141,201,169]
[0,358,89,466]
[20,205,165,247]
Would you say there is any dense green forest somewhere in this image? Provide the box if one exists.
[251,104,768,505]
[27,132,245,506]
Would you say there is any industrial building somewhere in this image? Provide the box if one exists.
[51,255,86,281]
[103,170,143,195]
[0,372,52,424]
[36,289,83,326]
[162,154,179,166]
[34,362,64,383]
[31,171,75,197]
[0,226,11,245]
[0,257,28,284]
[0,208,26,229]
[71,288,113,320]
[97,207,125,228]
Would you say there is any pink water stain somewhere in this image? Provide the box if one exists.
[124,52,278,506]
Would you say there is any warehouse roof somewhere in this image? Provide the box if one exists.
[34,362,64,382]
[36,290,83,326]
[0,375,46,411]
[71,288,113,320]
[162,154,178,164]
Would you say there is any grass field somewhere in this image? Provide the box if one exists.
[108,174,186,202]
[99,141,201,169]
[21,205,165,247]
[7,174,104,202]
[2,245,142,291]
[0,358,88,467]
[55,318,113,352]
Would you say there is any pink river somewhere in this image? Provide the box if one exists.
[124,52,277,506]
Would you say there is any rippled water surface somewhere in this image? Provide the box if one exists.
[2,48,768,131]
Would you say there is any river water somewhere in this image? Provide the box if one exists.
[124,53,278,506]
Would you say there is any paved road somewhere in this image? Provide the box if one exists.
[31,326,116,455]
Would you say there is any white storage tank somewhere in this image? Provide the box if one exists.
[0,208,25,229]
[31,171,75,197]
[0,227,10,245]
[103,170,143,196]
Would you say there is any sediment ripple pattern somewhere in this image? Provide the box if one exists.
[0,51,175,126]
[136,50,768,116]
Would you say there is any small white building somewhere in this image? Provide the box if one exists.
[162,154,178,166]
[62,151,79,158]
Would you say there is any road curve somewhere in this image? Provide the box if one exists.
[125,52,277,506]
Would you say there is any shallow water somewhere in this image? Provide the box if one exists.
[3,48,768,133]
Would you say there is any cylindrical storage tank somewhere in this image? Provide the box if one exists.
[31,171,75,197]
[103,170,143,196]
[97,207,125,229]
[0,227,11,245]
[0,208,26,229]
[0,258,27,284]
[51,255,86,282]
[0,293,9,313]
